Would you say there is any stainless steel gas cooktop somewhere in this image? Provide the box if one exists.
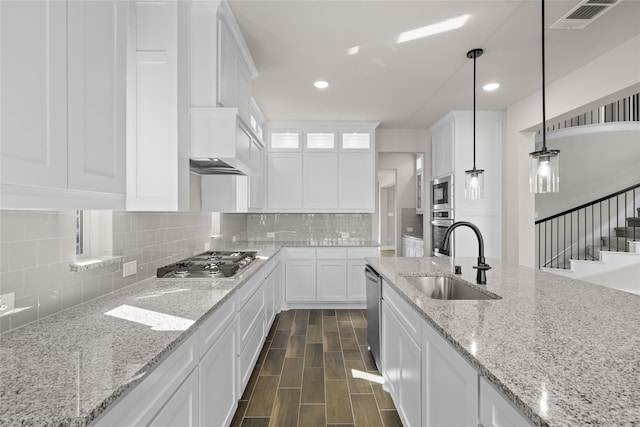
[156,251,257,279]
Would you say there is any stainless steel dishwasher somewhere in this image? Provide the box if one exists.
[365,265,382,371]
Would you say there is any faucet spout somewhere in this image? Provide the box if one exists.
[439,221,491,284]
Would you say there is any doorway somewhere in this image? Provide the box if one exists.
[378,170,396,251]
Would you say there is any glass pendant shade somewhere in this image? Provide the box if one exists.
[529,149,559,193]
[465,168,484,200]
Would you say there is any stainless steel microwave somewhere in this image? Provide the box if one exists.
[431,174,453,211]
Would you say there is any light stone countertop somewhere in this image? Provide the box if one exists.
[0,247,280,427]
[365,255,640,427]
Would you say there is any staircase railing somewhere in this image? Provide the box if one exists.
[535,183,640,269]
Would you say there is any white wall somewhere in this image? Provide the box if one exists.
[503,34,640,268]
[535,127,640,219]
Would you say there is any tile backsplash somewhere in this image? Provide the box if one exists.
[245,213,374,243]
[0,210,211,334]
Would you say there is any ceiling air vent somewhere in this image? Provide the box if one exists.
[550,0,622,30]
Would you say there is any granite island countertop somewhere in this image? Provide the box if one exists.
[365,255,640,427]
[0,247,281,426]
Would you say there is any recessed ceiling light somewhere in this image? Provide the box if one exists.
[483,82,500,91]
[347,46,360,55]
[397,14,470,44]
[314,80,329,89]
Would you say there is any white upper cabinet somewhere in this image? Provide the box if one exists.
[67,0,127,194]
[267,152,303,209]
[126,0,189,211]
[303,153,339,209]
[1,0,126,209]
[430,119,454,179]
[339,152,375,211]
[264,122,378,212]
[1,0,68,189]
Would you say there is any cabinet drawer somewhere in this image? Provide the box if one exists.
[316,248,347,259]
[95,332,198,426]
[286,248,316,260]
[238,286,265,353]
[237,271,265,309]
[239,312,265,390]
[198,295,236,358]
[347,247,379,259]
[382,280,421,344]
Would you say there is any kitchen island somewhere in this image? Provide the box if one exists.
[366,255,640,426]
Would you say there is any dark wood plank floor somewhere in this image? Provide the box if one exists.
[231,309,402,427]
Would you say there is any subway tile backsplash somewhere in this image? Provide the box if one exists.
[0,210,210,334]
[245,213,374,243]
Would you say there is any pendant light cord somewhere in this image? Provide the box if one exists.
[473,50,477,169]
[541,0,547,151]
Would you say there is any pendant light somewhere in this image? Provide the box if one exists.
[529,0,560,193]
[465,48,484,200]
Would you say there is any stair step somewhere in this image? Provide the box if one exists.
[614,227,640,238]
[601,236,631,251]
[627,217,640,227]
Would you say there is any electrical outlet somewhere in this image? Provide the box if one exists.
[266,232,275,238]
[407,227,413,232]
[232,236,237,242]
[0,292,15,313]
[204,242,210,251]
[123,261,137,278]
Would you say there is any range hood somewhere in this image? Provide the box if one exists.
[190,107,263,176]
[189,158,246,175]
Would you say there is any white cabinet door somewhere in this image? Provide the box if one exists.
[218,17,237,110]
[431,119,454,179]
[67,0,126,195]
[480,377,532,427]
[264,268,275,326]
[303,153,339,209]
[200,320,238,427]
[237,62,252,124]
[382,300,400,397]
[422,319,478,427]
[347,260,367,302]
[339,152,375,211]
[273,261,283,312]
[285,260,316,302]
[150,367,199,427]
[267,152,303,209]
[316,260,347,302]
[399,331,422,427]
[0,0,68,188]
[126,0,189,211]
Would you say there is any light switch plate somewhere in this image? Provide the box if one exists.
[204,242,210,251]
[123,261,137,278]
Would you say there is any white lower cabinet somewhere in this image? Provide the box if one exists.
[381,282,422,427]
[199,297,238,427]
[285,259,317,302]
[95,252,285,427]
[316,259,347,301]
[149,367,200,427]
[480,377,532,427]
[422,317,478,427]
[381,282,532,427]
[285,247,378,305]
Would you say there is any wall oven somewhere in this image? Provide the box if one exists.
[431,210,453,256]
[431,174,453,211]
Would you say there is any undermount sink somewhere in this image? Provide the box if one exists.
[401,275,501,300]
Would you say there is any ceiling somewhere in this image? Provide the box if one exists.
[229,0,640,130]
